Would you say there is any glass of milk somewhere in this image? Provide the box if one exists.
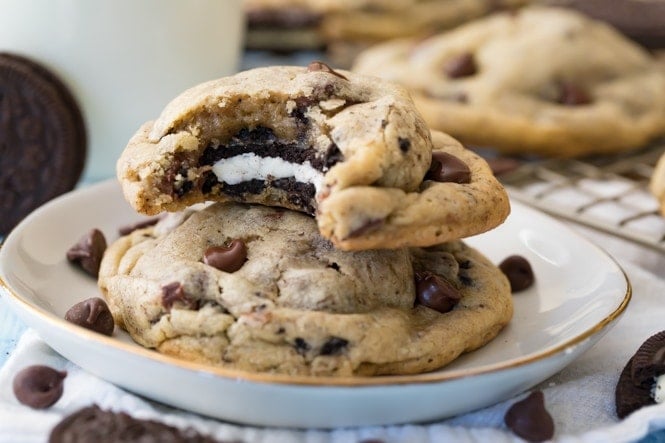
[0,0,244,182]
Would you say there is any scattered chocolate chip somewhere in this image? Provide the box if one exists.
[161,282,198,311]
[398,137,411,153]
[557,82,591,106]
[348,218,385,238]
[118,216,161,235]
[631,330,665,389]
[306,61,348,80]
[504,391,555,442]
[65,297,114,336]
[203,240,247,273]
[48,404,223,443]
[66,229,107,277]
[13,365,67,409]
[499,255,535,292]
[320,337,349,356]
[444,52,477,78]
[415,271,462,313]
[425,152,471,184]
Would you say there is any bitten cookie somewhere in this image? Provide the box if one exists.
[117,63,509,250]
[352,7,665,157]
[98,202,513,376]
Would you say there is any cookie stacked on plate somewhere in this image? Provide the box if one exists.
[99,63,513,376]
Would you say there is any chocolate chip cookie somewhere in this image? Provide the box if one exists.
[117,64,509,250]
[98,202,512,376]
[352,7,665,157]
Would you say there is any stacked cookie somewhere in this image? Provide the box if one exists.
[99,63,513,376]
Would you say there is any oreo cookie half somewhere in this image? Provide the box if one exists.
[0,52,87,236]
[615,330,665,418]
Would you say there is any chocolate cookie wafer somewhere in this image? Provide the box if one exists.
[615,330,665,418]
[0,52,86,235]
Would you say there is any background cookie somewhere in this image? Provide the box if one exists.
[99,202,513,376]
[0,52,86,235]
[352,7,665,157]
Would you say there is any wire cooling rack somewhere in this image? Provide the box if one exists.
[495,140,665,253]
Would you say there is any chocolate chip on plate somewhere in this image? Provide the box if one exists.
[415,271,462,313]
[65,297,115,336]
[425,151,471,184]
[13,365,67,409]
[66,229,107,277]
[203,239,247,273]
[504,390,555,442]
[444,52,477,78]
[499,255,535,292]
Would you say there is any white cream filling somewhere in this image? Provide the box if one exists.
[211,153,324,192]
[653,374,665,403]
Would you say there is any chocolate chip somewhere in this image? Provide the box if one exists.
[118,216,161,235]
[65,297,114,336]
[320,337,349,356]
[499,255,535,292]
[161,282,198,311]
[306,61,348,80]
[504,391,555,442]
[48,404,222,443]
[66,229,107,277]
[444,52,477,78]
[557,82,591,106]
[13,365,67,409]
[425,152,471,184]
[398,137,411,153]
[631,330,665,389]
[294,337,310,355]
[415,271,462,313]
[203,240,247,273]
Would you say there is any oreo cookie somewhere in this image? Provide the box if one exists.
[0,52,86,236]
[615,330,665,418]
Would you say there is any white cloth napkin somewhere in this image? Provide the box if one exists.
[1,226,664,443]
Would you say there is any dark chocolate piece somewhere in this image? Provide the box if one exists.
[294,337,310,355]
[415,271,462,313]
[161,282,198,311]
[444,53,477,78]
[66,229,107,277]
[0,52,86,235]
[320,337,349,356]
[425,152,471,184]
[65,297,115,336]
[306,61,348,81]
[48,404,223,443]
[13,365,67,409]
[203,240,247,273]
[499,255,535,292]
[504,391,555,442]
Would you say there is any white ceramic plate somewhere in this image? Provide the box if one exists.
[0,179,630,428]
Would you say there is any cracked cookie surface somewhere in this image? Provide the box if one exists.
[98,202,513,376]
[352,6,665,157]
[117,64,509,250]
